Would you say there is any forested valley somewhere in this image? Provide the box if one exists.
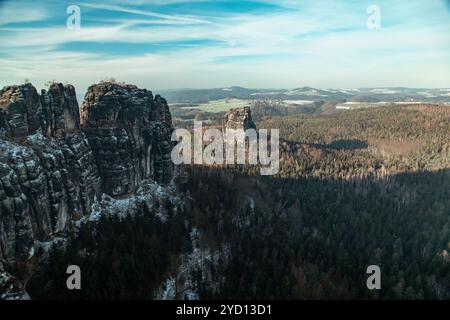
[27,103,450,299]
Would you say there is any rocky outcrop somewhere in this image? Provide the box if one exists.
[0,83,101,268]
[41,83,81,138]
[0,82,82,139]
[0,83,42,138]
[224,107,256,131]
[0,82,173,268]
[0,81,177,300]
[80,82,173,196]
[0,81,175,273]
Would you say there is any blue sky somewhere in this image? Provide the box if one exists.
[0,0,449,93]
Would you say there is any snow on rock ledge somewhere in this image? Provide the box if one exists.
[88,179,183,223]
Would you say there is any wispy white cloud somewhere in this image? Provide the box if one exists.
[79,2,211,24]
[0,1,48,25]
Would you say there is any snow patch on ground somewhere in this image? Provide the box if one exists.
[155,228,230,300]
[283,99,315,105]
[0,263,30,300]
[369,88,399,94]
[0,136,33,159]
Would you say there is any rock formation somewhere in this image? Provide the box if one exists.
[0,83,42,138]
[0,83,101,268]
[224,107,256,131]
[0,81,174,273]
[80,82,173,196]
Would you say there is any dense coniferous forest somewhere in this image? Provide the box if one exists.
[185,166,450,299]
[27,206,191,299]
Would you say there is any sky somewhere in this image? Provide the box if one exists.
[0,0,449,94]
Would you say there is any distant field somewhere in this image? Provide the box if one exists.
[182,98,249,113]
[177,98,319,113]
[282,100,315,105]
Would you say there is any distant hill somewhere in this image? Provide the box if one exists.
[161,86,450,104]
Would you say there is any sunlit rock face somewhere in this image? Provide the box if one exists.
[224,107,256,131]
[41,83,81,138]
[0,83,42,138]
[80,82,173,196]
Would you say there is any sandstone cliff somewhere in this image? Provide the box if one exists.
[80,82,173,196]
[0,81,174,275]
[224,107,256,131]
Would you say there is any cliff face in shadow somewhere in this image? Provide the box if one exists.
[0,81,174,272]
